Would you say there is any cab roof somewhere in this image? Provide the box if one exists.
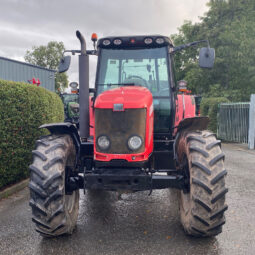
[97,35,173,49]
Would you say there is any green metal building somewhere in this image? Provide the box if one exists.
[0,56,55,92]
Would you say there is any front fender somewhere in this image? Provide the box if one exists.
[176,116,209,133]
[173,116,209,163]
[40,122,79,137]
[40,122,81,156]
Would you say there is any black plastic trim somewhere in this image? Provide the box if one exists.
[84,168,184,191]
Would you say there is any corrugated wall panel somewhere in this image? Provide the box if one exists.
[0,57,55,92]
[218,102,250,143]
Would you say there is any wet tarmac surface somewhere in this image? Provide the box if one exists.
[0,143,255,255]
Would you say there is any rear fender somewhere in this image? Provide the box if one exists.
[173,116,209,164]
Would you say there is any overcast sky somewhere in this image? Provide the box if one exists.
[0,0,209,86]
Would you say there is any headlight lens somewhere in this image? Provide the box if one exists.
[97,135,110,150]
[128,135,143,151]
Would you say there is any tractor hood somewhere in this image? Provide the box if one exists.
[94,86,153,110]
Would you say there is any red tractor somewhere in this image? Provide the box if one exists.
[29,31,228,237]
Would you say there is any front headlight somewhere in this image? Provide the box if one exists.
[128,135,143,151]
[97,135,110,150]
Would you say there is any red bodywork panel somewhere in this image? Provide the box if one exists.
[94,86,153,109]
[93,86,154,162]
[174,94,196,136]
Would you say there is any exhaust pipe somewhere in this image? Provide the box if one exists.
[76,30,86,55]
[76,30,89,140]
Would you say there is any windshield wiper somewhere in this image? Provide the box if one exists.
[96,83,135,86]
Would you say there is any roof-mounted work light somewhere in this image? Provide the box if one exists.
[144,38,153,45]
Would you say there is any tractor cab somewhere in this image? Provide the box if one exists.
[60,82,79,124]
[95,35,174,135]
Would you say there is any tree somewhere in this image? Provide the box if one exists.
[171,0,255,101]
[25,41,68,93]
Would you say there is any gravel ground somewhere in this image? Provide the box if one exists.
[0,143,254,255]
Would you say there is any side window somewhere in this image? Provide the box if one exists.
[171,57,178,85]
[158,59,168,83]
[158,58,169,96]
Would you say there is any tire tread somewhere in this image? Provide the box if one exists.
[29,134,79,237]
[177,130,228,237]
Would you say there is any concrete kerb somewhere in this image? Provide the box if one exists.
[0,179,29,200]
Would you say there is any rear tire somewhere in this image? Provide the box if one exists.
[29,134,79,237]
[176,130,228,237]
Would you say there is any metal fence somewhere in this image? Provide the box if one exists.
[217,102,250,143]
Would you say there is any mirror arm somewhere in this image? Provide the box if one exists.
[64,50,81,55]
[89,88,96,94]
[172,39,209,53]
[63,49,98,56]
[86,50,98,55]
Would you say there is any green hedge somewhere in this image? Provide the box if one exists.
[200,97,230,133]
[0,80,64,189]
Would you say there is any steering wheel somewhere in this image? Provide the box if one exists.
[126,75,151,90]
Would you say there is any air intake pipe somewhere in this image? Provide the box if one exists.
[76,30,89,140]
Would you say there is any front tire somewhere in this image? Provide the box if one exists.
[29,134,79,237]
[176,130,228,237]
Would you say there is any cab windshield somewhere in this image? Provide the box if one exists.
[96,47,171,133]
[97,47,170,97]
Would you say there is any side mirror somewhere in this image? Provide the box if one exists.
[58,55,71,73]
[199,47,215,68]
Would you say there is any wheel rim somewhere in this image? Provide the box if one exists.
[65,153,76,214]
[65,191,76,214]
[180,155,191,215]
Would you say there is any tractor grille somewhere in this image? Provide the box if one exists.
[95,108,146,154]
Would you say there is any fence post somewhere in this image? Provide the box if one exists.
[248,94,255,149]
